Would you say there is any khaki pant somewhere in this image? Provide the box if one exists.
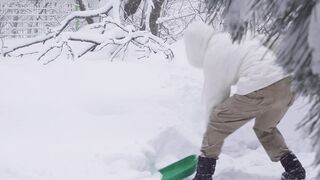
[201,77,295,162]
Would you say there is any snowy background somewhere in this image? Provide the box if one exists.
[0,40,318,180]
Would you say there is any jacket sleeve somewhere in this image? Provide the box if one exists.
[203,71,231,117]
[202,53,233,117]
[201,33,238,118]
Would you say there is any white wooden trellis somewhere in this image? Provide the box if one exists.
[0,0,100,39]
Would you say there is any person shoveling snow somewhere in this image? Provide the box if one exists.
[184,21,306,180]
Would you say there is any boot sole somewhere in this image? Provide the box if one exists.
[281,173,305,180]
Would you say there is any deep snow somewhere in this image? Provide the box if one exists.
[0,41,318,180]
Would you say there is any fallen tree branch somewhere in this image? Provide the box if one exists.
[78,45,97,58]
[4,9,173,63]
[3,2,114,57]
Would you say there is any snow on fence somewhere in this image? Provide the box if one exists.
[0,0,97,39]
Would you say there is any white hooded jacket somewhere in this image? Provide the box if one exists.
[184,22,289,114]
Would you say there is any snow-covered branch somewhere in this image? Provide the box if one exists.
[3,18,173,64]
[2,2,173,63]
[3,2,114,57]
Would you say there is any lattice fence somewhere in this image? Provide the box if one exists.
[0,0,99,39]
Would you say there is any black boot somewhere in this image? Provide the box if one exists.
[280,152,306,180]
[193,156,216,180]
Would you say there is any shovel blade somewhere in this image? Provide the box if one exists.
[159,155,198,180]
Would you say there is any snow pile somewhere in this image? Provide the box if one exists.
[0,40,318,180]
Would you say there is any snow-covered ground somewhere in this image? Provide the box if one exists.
[0,41,318,180]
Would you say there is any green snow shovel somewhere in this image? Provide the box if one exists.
[159,154,198,180]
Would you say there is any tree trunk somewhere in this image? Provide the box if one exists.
[76,0,94,24]
[124,0,142,19]
[123,0,165,36]
[149,0,165,36]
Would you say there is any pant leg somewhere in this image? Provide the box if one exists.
[200,115,252,158]
[253,78,295,162]
[253,108,290,162]
[201,92,265,158]
[201,77,295,159]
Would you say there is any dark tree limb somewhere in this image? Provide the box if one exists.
[78,45,98,58]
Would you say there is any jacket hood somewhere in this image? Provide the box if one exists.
[183,21,215,68]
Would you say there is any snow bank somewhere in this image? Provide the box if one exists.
[0,39,318,180]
